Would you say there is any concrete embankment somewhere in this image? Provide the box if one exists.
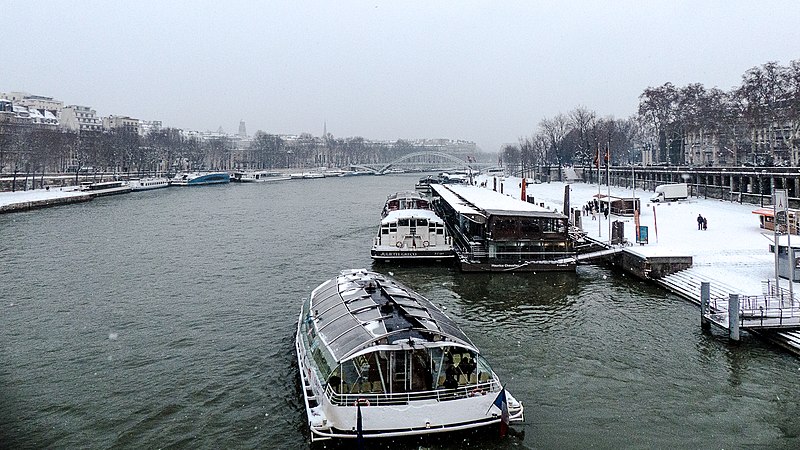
[0,189,92,214]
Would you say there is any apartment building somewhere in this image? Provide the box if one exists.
[61,105,102,132]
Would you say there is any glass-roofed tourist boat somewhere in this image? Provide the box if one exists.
[296,269,524,441]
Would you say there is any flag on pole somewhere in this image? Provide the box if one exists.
[593,148,600,169]
[356,403,365,449]
[653,205,659,243]
[604,145,610,165]
[487,388,509,438]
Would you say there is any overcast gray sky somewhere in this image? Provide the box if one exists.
[3,1,799,152]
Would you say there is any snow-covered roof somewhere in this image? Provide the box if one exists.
[431,183,485,219]
[432,183,566,220]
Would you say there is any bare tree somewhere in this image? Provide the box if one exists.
[638,82,681,164]
[502,144,521,174]
[539,114,570,179]
[569,106,597,166]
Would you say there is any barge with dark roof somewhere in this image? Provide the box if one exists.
[296,269,523,441]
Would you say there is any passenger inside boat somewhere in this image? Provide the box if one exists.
[325,346,494,399]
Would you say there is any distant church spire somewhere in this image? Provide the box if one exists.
[323,121,327,139]
[238,120,247,137]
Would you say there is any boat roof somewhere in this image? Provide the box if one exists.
[386,190,427,201]
[381,209,444,225]
[431,183,566,219]
[309,269,475,362]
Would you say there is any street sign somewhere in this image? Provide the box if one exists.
[774,189,788,210]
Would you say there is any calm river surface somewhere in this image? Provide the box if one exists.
[2,174,799,449]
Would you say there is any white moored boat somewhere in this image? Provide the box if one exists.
[296,269,524,441]
[371,191,454,261]
[129,177,170,191]
[230,170,290,183]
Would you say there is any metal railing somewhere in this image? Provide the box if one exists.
[325,380,499,407]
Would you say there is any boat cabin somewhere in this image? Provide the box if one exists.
[382,191,430,217]
[299,270,497,404]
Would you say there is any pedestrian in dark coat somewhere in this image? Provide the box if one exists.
[697,214,704,230]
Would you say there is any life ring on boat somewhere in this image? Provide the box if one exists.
[354,398,370,407]
[469,388,485,397]
[422,240,429,247]
[396,242,403,248]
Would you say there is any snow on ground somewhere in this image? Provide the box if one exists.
[0,187,85,207]
[475,175,790,296]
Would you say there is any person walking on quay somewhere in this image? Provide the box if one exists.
[697,214,704,230]
[703,216,708,230]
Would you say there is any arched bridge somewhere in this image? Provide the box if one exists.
[352,151,475,174]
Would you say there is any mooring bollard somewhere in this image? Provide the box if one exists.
[700,282,710,332]
[729,293,740,341]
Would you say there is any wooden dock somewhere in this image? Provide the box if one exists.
[657,268,800,355]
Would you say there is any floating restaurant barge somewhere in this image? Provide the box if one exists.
[430,184,574,272]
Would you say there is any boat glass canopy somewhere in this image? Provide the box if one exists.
[308,269,474,363]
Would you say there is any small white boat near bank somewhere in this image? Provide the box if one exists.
[231,170,290,183]
[296,269,523,441]
[129,177,170,191]
[78,180,132,197]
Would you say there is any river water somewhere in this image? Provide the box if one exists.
[1,174,799,449]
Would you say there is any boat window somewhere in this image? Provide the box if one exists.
[312,347,332,380]
[475,355,494,383]
[398,219,409,226]
[382,228,389,235]
[338,353,387,394]
[520,219,541,235]
[416,219,428,227]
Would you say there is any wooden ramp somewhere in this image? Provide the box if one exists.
[575,247,625,263]
[657,268,800,355]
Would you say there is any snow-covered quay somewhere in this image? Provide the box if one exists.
[478,175,786,296]
[0,187,90,213]
[472,174,800,353]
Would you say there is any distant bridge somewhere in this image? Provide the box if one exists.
[353,151,479,174]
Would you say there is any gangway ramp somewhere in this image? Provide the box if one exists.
[575,247,624,263]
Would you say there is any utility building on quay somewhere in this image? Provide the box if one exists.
[430,183,573,272]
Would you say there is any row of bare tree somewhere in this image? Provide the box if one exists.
[504,60,800,176]
[0,123,483,178]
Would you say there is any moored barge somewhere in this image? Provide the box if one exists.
[431,183,574,271]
